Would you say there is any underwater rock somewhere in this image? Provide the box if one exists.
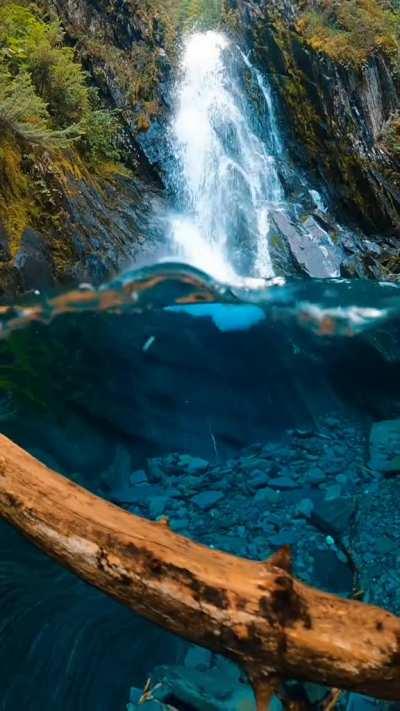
[178,455,209,474]
[18,411,114,479]
[346,693,386,710]
[248,469,270,489]
[295,498,314,518]
[148,496,169,519]
[324,483,342,501]
[305,468,326,485]
[130,470,148,486]
[312,548,353,595]
[146,458,166,483]
[311,497,355,538]
[183,645,213,671]
[369,419,400,473]
[192,490,224,511]
[145,662,256,711]
[269,530,297,547]
[268,475,298,489]
[254,487,280,504]
[351,479,400,614]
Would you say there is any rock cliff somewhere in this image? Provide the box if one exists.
[235,0,400,277]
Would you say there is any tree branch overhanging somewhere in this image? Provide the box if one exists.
[0,434,399,704]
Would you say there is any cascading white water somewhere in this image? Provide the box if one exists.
[168,31,284,282]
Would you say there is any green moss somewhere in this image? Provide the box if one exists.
[0,140,33,251]
[257,18,323,158]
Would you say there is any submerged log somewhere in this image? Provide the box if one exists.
[0,434,399,703]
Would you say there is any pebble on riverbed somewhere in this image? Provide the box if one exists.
[96,416,399,711]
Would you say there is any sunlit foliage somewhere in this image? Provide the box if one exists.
[0,2,120,162]
[297,0,400,65]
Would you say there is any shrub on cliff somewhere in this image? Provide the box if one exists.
[0,3,89,125]
[0,62,79,148]
[297,0,400,66]
[0,2,120,164]
[79,105,121,166]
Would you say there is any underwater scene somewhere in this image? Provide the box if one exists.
[1,1,400,710]
[1,268,400,710]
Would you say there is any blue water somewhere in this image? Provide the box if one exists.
[0,266,400,708]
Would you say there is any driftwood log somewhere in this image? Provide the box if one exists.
[0,434,399,707]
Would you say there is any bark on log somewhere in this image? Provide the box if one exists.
[0,434,399,703]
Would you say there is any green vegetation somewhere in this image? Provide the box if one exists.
[178,0,224,29]
[296,0,400,66]
[0,66,79,148]
[0,0,126,251]
[0,2,121,162]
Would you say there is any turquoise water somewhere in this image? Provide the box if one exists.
[0,266,399,708]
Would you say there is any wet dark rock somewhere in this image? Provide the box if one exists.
[51,0,172,165]
[0,169,166,299]
[15,228,55,292]
[269,208,342,278]
[60,175,165,287]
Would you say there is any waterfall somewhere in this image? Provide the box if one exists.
[167,31,284,282]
